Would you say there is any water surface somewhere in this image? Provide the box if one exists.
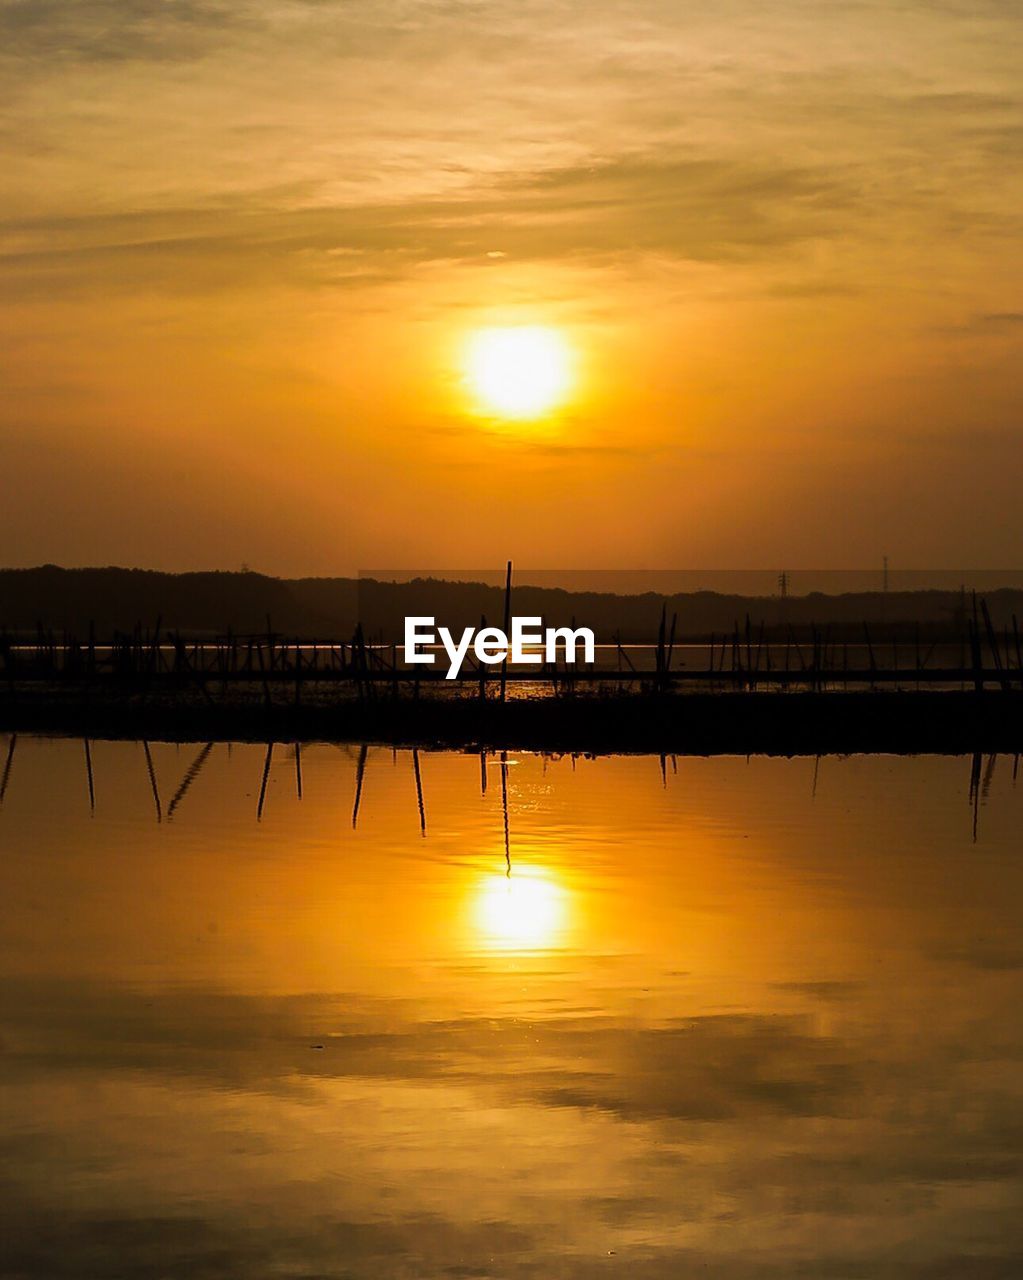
[1,738,1021,1278]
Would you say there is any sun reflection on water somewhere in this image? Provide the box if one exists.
[473,865,568,951]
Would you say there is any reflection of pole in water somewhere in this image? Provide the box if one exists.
[969,751,982,843]
[812,755,821,800]
[352,743,368,829]
[84,738,95,814]
[257,741,274,822]
[981,753,997,800]
[142,741,162,823]
[0,733,16,804]
[501,750,510,876]
[168,741,214,820]
[480,750,487,797]
[295,742,303,800]
[412,748,426,836]
[659,754,666,787]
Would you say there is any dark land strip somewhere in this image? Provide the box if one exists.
[3,688,1022,756]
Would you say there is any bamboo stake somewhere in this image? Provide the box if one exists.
[500,750,510,874]
[257,741,274,821]
[84,738,95,813]
[412,748,426,836]
[168,741,213,820]
[479,614,487,703]
[500,560,512,703]
[142,740,162,822]
[666,611,677,690]
[970,751,981,842]
[0,733,16,804]
[352,743,368,828]
[980,599,1010,692]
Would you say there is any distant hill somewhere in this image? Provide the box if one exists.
[2,565,1021,644]
[0,567,350,638]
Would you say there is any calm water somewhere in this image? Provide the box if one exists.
[1,737,1021,1278]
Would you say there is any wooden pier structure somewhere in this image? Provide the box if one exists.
[2,588,1021,755]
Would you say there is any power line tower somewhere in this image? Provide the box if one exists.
[777,570,789,627]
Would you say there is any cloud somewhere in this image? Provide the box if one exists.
[0,981,876,1132]
[0,151,862,302]
[968,312,1023,333]
[1,0,1020,310]
[937,312,1023,337]
[0,0,251,63]
[6,979,862,1114]
[930,933,1023,970]
[0,1197,533,1280]
[5,975,1023,1279]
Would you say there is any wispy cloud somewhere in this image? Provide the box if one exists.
[0,0,252,63]
[0,151,865,300]
[1,0,1022,565]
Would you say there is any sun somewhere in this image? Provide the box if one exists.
[464,326,572,419]
[473,867,567,951]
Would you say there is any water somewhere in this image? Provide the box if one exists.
[1,737,1021,1278]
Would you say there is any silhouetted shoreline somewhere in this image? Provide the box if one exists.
[5,565,1023,643]
[3,689,1022,756]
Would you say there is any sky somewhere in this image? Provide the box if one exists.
[2,0,1021,574]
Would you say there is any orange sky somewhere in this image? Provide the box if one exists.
[2,0,1021,573]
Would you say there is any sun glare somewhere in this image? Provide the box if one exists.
[474,867,567,951]
[464,326,572,419]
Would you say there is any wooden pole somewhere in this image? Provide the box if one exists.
[257,741,274,821]
[478,614,487,703]
[0,733,16,804]
[167,742,214,820]
[142,740,162,822]
[980,598,1010,692]
[412,748,426,836]
[352,743,368,828]
[500,561,512,703]
[84,738,95,813]
[500,750,510,874]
